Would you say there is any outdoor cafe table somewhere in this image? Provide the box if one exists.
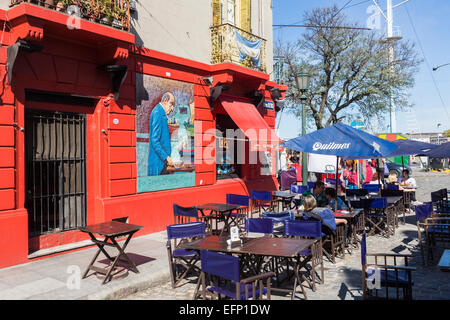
[79,221,143,284]
[197,203,246,235]
[272,191,296,211]
[181,235,316,298]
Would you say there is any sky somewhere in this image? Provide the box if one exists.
[273,0,450,139]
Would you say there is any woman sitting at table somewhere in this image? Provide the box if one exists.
[301,195,348,235]
[324,187,349,211]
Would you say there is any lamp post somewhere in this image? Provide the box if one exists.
[433,63,450,71]
[295,72,311,186]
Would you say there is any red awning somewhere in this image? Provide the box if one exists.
[219,97,280,151]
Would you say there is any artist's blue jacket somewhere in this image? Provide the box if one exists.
[148,104,171,176]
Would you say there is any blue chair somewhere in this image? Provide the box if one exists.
[245,218,273,235]
[361,233,415,300]
[173,204,199,224]
[250,190,276,216]
[364,197,395,238]
[415,203,432,222]
[362,184,380,193]
[345,188,369,198]
[166,222,206,288]
[261,210,294,223]
[226,194,250,230]
[417,216,450,265]
[290,184,308,194]
[198,250,275,300]
[385,184,400,190]
[284,220,324,293]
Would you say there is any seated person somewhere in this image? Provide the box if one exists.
[301,195,347,237]
[303,181,328,207]
[399,169,417,203]
[324,187,349,211]
[386,173,399,185]
[399,169,417,189]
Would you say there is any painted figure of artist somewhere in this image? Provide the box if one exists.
[148,92,175,176]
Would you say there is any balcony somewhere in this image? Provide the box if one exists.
[211,23,267,73]
[9,0,131,31]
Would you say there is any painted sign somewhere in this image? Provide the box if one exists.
[136,74,195,192]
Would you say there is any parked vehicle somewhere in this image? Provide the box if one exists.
[385,159,412,177]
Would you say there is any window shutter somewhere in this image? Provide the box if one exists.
[213,0,222,26]
[240,0,251,32]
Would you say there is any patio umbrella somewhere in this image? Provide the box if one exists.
[280,123,398,210]
[386,139,437,157]
[386,139,438,171]
[423,141,450,158]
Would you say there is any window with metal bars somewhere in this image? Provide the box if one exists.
[25,109,87,237]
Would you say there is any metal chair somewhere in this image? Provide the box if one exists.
[196,250,275,300]
[361,233,416,300]
[166,222,206,288]
[284,220,324,294]
[250,190,277,216]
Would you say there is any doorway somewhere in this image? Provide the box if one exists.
[25,109,87,237]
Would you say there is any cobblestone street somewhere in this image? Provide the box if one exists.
[123,169,450,300]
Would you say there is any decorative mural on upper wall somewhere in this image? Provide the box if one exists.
[136,74,195,193]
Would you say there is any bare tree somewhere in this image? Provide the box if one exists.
[275,5,421,131]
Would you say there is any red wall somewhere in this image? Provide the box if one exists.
[0,4,284,269]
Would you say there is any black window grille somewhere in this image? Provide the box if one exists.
[25,109,87,237]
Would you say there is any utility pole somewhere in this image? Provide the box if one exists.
[371,0,410,133]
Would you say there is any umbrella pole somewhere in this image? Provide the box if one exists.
[335,156,339,212]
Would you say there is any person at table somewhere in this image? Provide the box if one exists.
[324,187,349,211]
[386,173,399,185]
[399,169,417,189]
[301,195,348,240]
[303,181,328,207]
[399,169,417,202]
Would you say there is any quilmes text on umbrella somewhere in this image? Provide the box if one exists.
[312,142,351,152]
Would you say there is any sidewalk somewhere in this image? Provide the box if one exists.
[0,230,171,300]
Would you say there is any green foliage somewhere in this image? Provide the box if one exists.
[444,129,450,137]
[275,5,422,132]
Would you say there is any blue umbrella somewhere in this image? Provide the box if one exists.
[386,139,437,157]
[281,123,398,209]
[281,123,398,158]
[423,141,450,158]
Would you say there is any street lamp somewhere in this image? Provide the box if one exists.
[433,63,450,71]
[295,72,311,186]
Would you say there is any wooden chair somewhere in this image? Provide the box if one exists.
[250,190,277,217]
[283,220,324,294]
[166,222,205,288]
[322,223,346,263]
[417,216,450,265]
[196,250,275,300]
[361,233,416,300]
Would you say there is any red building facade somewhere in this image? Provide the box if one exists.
[0,3,286,269]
